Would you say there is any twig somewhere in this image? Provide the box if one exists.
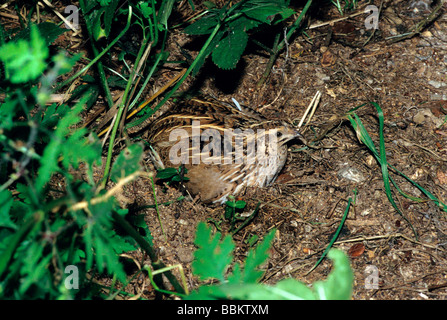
[386,0,446,43]
[298,90,321,128]
[333,233,444,251]
[69,170,149,211]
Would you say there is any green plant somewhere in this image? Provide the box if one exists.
[224,195,247,227]
[183,0,295,73]
[0,21,185,299]
[0,0,359,300]
[185,222,353,300]
[346,102,447,240]
[125,0,297,130]
[156,166,190,185]
[0,24,142,298]
[331,0,358,15]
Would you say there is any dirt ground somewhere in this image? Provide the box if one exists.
[4,0,447,300]
[128,0,447,300]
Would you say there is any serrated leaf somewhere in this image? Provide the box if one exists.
[187,248,352,300]
[312,249,354,300]
[241,1,293,24]
[0,24,48,83]
[35,94,101,195]
[211,28,248,70]
[241,228,275,283]
[191,29,224,77]
[35,101,85,193]
[0,190,16,230]
[192,222,235,282]
[86,199,128,283]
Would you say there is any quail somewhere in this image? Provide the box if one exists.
[147,97,302,204]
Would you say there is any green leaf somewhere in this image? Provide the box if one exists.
[192,222,235,282]
[156,167,179,180]
[241,0,294,24]
[211,28,248,70]
[184,13,220,35]
[84,199,128,283]
[35,101,84,193]
[0,211,44,280]
[37,103,71,131]
[241,229,275,283]
[191,29,224,77]
[138,2,153,19]
[158,0,176,29]
[0,190,16,230]
[235,200,246,209]
[0,24,48,83]
[313,249,354,300]
[99,0,112,6]
[103,0,120,37]
[187,248,353,300]
[0,99,16,130]
[90,8,107,40]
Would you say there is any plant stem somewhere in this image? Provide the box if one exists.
[127,21,223,128]
[53,6,132,93]
[257,0,313,87]
[78,0,113,108]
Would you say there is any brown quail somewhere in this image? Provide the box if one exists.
[147,97,302,204]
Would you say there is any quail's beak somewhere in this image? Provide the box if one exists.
[293,129,306,144]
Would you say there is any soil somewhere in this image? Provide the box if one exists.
[134,0,447,300]
[4,0,447,300]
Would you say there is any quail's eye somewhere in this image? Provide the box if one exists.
[276,131,283,138]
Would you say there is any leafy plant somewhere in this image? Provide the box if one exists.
[186,222,353,300]
[0,22,151,299]
[331,0,358,15]
[156,166,190,185]
[346,102,447,240]
[183,0,295,73]
[224,195,247,225]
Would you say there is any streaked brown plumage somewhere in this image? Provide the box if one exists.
[147,97,302,204]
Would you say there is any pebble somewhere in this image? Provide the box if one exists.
[428,80,446,88]
[178,219,188,226]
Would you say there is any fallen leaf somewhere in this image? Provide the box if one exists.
[348,243,365,258]
[321,50,336,67]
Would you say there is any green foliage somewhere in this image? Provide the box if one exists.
[110,144,144,183]
[224,195,247,232]
[224,196,247,219]
[187,223,353,300]
[0,24,47,83]
[346,103,447,239]
[184,0,295,73]
[192,222,235,282]
[156,166,190,184]
[331,0,358,15]
[0,21,145,299]
[0,0,357,300]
